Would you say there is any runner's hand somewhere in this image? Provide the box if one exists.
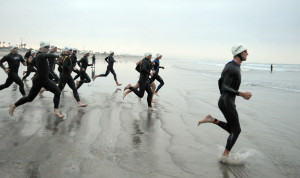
[4,68,10,73]
[241,92,252,100]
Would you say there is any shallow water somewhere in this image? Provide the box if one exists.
[0,53,299,177]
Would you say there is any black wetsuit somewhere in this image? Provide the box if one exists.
[24,50,31,60]
[129,58,153,107]
[22,55,37,80]
[92,55,96,66]
[48,51,60,82]
[152,58,164,92]
[14,52,61,108]
[136,62,154,84]
[58,54,80,101]
[0,53,26,95]
[217,61,242,151]
[98,55,117,81]
[71,52,81,80]
[76,56,92,89]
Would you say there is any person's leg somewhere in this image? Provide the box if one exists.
[10,79,41,116]
[12,73,26,96]
[150,82,156,102]
[66,77,87,107]
[110,67,121,86]
[77,71,91,89]
[123,82,139,99]
[95,66,110,79]
[43,80,64,118]
[129,81,146,98]
[0,76,13,91]
[155,74,164,93]
[73,69,81,81]
[145,82,153,108]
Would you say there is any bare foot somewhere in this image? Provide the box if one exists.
[154,92,159,97]
[53,109,64,118]
[9,104,16,116]
[198,114,215,126]
[76,80,80,87]
[152,99,156,103]
[77,101,87,107]
[93,75,98,81]
[23,71,26,76]
[148,107,155,111]
[39,88,46,98]
[123,92,128,99]
[124,84,131,91]
[62,89,68,92]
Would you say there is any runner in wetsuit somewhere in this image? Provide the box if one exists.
[94,51,122,86]
[0,45,27,96]
[198,44,252,162]
[22,48,32,76]
[124,52,154,110]
[48,45,60,83]
[71,48,81,81]
[76,50,92,89]
[9,41,64,117]
[22,50,37,81]
[58,47,87,107]
[152,53,165,96]
[123,59,156,102]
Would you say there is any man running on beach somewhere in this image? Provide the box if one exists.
[0,45,27,96]
[198,44,252,163]
[94,51,122,86]
[58,47,87,107]
[124,52,154,110]
[76,50,92,89]
[152,53,165,96]
[9,41,64,117]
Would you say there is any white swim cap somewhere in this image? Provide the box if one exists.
[51,44,57,49]
[232,44,247,56]
[110,51,114,54]
[144,52,152,58]
[84,50,90,54]
[40,41,50,48]
[10,45,18,50]
[156,53,162,58]
[30,50,36,54]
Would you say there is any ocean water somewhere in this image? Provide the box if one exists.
[169,59,300,93]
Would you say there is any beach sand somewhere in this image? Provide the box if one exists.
[0,51,300,177]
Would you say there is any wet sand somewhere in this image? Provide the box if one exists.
[0,53,300,177]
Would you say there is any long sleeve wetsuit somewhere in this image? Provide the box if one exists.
[58,54,80,101]
[0,53,26,95]
[15,52,61,108]
[48,51,60,82]
[76,56,92,89]
[152,58,164,92]
[217,61,242,151]
[129,58,153,107]
[98,55,118,81]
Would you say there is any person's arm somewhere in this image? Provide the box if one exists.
[43,53,59,59]
[105,57,109,63]
[20,55,27,66]
[141,61,150,75]
[63,57,72,71]
[0,56,8,70]
[221,69,239,95]
[136,59,142,65]
[77,58,83,68]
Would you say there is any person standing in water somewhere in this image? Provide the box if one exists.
[124,52,154,110]
[197,44,252,163]
[92,54,96,68]
[271,64,273,72]
[0,45,27,96]
[76,50,92,89]
[152,53,165,96]
[9,41,64,117]
[93,51,122,86]
[58,47,87,107]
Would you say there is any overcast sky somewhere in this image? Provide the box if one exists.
[0,0,299,64]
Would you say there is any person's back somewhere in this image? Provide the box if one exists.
[218,61,241,96]
[35,52,51,80]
